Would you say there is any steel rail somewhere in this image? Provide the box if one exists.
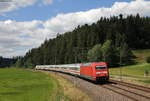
[106,84,150,100]
[110,80,150,93]
[37,69,150,101]
[101,85,138,101]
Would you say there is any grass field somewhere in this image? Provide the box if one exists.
[110,63,150,83]
[0,68,92,101]
[109,49,150,84]
[0,68,64,101]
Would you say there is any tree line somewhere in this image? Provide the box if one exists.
[15,14,150,68]
[0,56,17,68]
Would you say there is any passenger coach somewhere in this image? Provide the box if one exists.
[35,62,109,82]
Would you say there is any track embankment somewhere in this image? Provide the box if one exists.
[39,70,93,101]
[52,72,138,101]
[39,70,150,101]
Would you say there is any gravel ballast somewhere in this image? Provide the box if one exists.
[53,72,134,101]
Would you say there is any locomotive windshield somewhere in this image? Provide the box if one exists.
[95,65,106,70]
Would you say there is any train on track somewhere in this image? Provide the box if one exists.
[35,62,109,82]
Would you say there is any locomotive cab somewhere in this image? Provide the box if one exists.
[94,64,109,81]
[80,62,109,82]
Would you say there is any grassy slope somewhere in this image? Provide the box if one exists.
[110,64,150,83]
[133,49,150,63]
[109,49,150,84]
[0,68,61,101]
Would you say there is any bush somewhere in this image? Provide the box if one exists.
[146,56,150,63]
[87,44,102,62]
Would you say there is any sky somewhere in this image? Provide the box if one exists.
[0,0,150,57]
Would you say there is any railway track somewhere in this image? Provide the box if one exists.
[100,80,150,101]
[44,70,150,101]
[110,80,150,93]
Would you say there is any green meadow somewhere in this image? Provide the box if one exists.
[0,68,91,101]
[110,63,150,83]
[0,68,67,101]
[109,49,150,84]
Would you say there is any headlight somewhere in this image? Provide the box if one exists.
[96,72,101,74]
[96,71,107,74]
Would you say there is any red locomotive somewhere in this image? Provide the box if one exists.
[80,62,109,81]
[36,62,109,82]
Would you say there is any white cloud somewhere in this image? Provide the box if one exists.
[44,0,150,34]
[0,0,54,14]
[0,0,37,13]
[0,20,48,57]
[0,0,150,57]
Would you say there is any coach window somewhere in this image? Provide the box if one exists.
[95,66,106,70]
